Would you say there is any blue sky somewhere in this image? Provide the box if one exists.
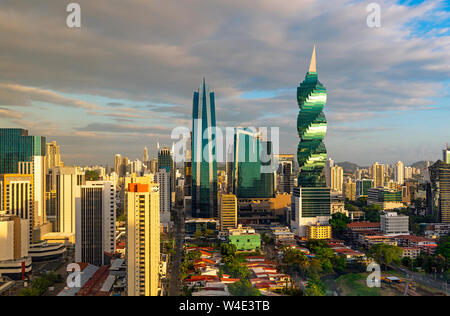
[0,0,448,166]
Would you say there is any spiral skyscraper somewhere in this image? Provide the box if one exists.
[297,45,328,187]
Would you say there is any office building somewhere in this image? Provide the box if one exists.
[155,169,171,225]
[75,181,116,266]
[356,179,374,198]
[220,194,237,230]
[368,187,404,210]
[126,183,160,296]
[0,128,46,229]
[0,174,34,244]
[372,162,385,188]
[47,167,85,234]
[381,212,409,235]
[232,128,275,199]
[192,79,218,218]
[276,154,294,194]
[46,141,63,170]
[429,160,450,223]
[291,46,331,237]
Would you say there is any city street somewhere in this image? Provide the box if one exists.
[168,206,185,296]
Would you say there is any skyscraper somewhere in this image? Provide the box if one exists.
[75,181,116,266]
[155,169,171,225]
[291,46,331,237]
[0,129,47,229]
[46,141,63,170]
[126,183,160,296]
[143,146,150,170]
[192,79,218,218]
[372,162,385,188]
[220,194,238,231]
[395,161,405,185]
[443,144,450,164]
[330,165,344,192]
[429,160,450,223]
[157,146,175,193]
[232,128,275,199]
[276,154,295,194]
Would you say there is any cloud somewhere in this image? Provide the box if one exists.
[0,0,448,165]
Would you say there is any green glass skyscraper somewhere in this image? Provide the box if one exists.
[192,79,218,218]
[297,45,328,187]
[291,47,331,237]
[232,128,275,199]
[0,128,46,174]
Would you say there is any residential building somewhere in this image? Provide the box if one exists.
[372,162,385,188]
[395,161,404,185]
[220,194,237,230]
[75,181,116,266]
[126,183,160,296]
[46,141,63,170]
[306,224,332,240]
[155,169,171,225]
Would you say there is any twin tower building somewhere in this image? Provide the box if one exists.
[191,46,331,237]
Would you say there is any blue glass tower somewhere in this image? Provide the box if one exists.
[0,128,46,174]
[192,79,218,218]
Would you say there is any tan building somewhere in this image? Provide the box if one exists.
[0,174,34,244]
[372,162,385,188]
[0,216,29,261]
[331,166,344,192]
[220,194,237,230]
[126,183,160,296]
[306,224,332,240]
[46,141,63,170]
[343,179,356,201]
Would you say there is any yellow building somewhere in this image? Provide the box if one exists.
[0,174,34,244]
[306,224,332,240]
[220,194,237,230]
[343,179,356,201]
[126,182,160,296]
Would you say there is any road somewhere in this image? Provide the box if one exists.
[168,206,185,296]
[389,264,449,295]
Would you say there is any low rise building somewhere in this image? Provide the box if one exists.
[228,225,261,251]
[380,212,409,235]
[306,224,332,240]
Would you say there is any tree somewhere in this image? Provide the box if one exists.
[367,244,403,267]
[437,241,450,260]
[220,244,237,257]
[85,170,100,181]
[329,213,351,235]
[304,275,326,296]
[228,280,261,296]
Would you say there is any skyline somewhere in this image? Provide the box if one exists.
[0,0,449,166]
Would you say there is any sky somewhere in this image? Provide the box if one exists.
[0,0,448,167]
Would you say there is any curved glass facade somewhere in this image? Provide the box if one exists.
[297,64,327,188]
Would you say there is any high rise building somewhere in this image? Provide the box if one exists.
[291,46,331,237]
[276,154,295,194]
[75,181,116,266]
[126,183,160,296]
[158,146,175,191]
[372,162,385,188]
[220,194,237,230]
[232,128,275,199]
[0,174,34,244]
[192,79,218,218]
[444,144,450,164]
[343,179,357,201]
[0,216,29,261]
[0,129,46,229]
[143,146,150,170]
[46,141,63,170]
[429,160,450,223]
[155,169,171,225]
[47,167,85,234]
[395,161,405,185]
[330,165,344,192]
[114,154,122,176]
[356,179,374,198]
[325,158,334,188]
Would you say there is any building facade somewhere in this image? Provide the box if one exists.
[192,79,218,218]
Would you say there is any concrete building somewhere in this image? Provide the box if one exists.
[75,181,116,266]
[228,225,261,251]
[46,141,63,170]
[155,169,171,225]
[0,174,34,244]
[395,161,404,185]
[381,212,409,235]
[126,183,160,296]
[306,224,332,240]
[330,165,344,192]
[372,162,385,188]
[368,187,404,210]
[220,194,237,230]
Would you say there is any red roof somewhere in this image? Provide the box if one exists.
[347,222,380,229]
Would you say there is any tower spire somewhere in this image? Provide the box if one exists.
[308,45,317,73]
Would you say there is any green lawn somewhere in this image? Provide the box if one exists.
[336,273,381,296]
